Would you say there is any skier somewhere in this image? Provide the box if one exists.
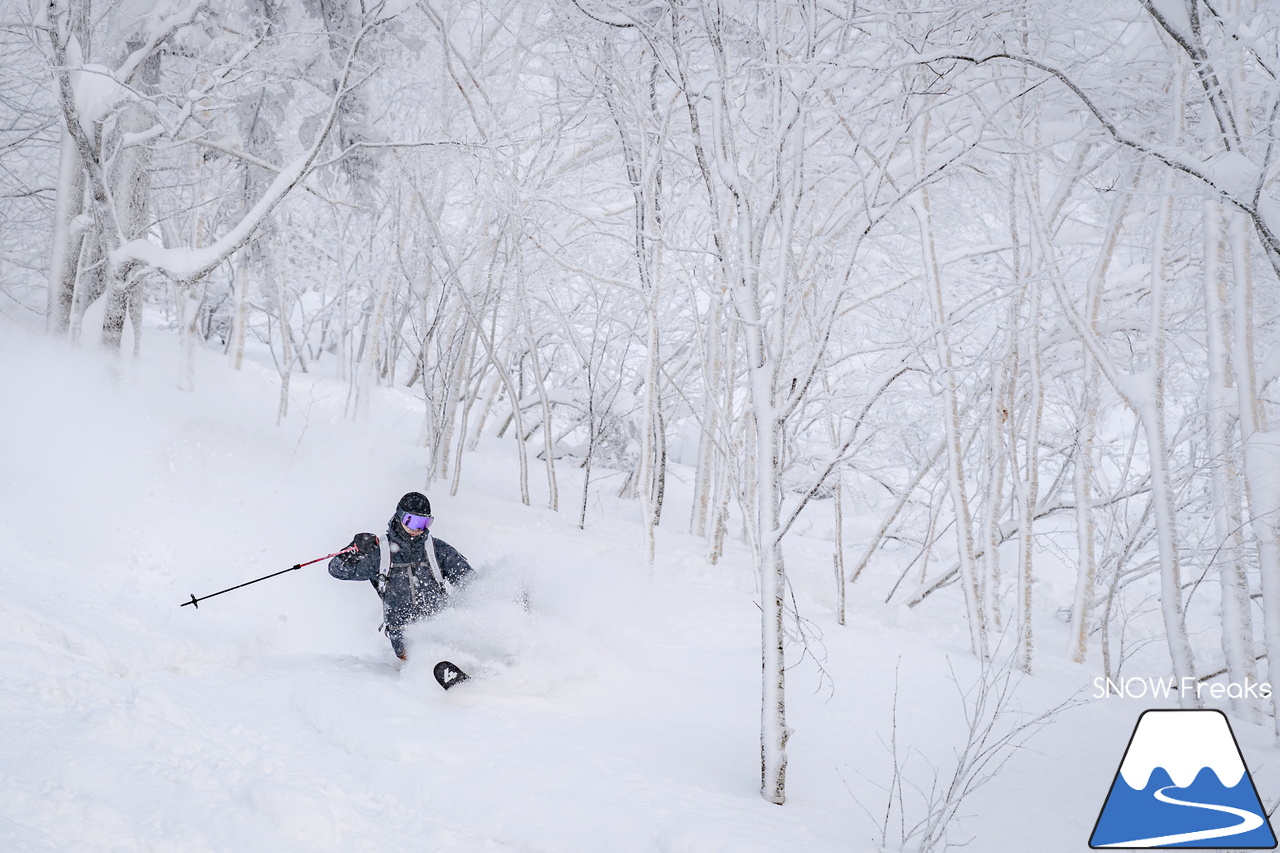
[329,492,474,660]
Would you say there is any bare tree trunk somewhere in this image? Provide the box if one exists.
[579,375,597,531]
[1229,210,1280,736]
[1204,202,1259,721]
[637,301,664,568]
[177,281,206,393]
[691,297,724,538]
[1014,267,1042,674]
[45,0,90,336]
[517,249,558,511]
[228,263,250,370]
[913,170,986,659]
[707,437,734,566]
[834,476,846,626]
[353,269,395,421]
[101,35,162,353]
[468,371,502,451]
[982,339,1012,633]
[467,311,531,506]
[273,272,298,424]
[707,317,738,565]
[1066,170,1134,663]
[1068,368,1100,664]
[434,317,474,482]
[1145,164,1198,699]
[450,363,481,497]
[47,127,86,335]
[69,230,106,344]
[747,335,787,805]
[1014,155,1045,674]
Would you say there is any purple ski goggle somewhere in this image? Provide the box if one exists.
[401,512,433,531]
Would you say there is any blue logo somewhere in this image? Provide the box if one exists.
[1090,709,1276,848]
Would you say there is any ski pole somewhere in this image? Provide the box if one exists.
[180,545,359,609]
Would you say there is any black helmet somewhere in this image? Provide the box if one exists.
[396,492,432,516]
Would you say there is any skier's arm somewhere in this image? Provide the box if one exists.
[328,533,380,580]
[433,538,474,587]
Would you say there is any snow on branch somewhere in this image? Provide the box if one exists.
[920,50,1280,261]
[108,8,402,283]
[115,0,206,87]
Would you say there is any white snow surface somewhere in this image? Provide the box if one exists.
[2,317,1278,852]
[1118,711,1246,790]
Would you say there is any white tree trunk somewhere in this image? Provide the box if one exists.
[177,282,205,394]
[834,476,846,626]
[1144,165,1198,698]
[1015,268,1042,674]
[913,173,986,659]
[228,263,250,371]
[747,340,787,805]
[45,0,89,336]
[1065,170,1133,663]
[691,297,724,539]
[1015,149,1046,674]
[638,305,661,568]
[982,341,1011,633]
[47,126,86,335]
[1229,211,1280,736]
[1204,202,1259,721]
[353,269,395,421]
[516,254,557,510]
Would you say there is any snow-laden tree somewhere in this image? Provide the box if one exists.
[39,0,405,358]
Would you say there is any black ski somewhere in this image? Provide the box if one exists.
[433,660,470,690]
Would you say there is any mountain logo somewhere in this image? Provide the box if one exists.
[1090,709,1276,848]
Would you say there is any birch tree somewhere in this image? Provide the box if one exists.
[41,0,403,356]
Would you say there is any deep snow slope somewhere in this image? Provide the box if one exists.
[2,318,1278,853]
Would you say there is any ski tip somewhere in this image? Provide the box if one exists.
[433,660,470,690]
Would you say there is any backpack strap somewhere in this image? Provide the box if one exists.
[425,533,447,589]
[375,537,392,595]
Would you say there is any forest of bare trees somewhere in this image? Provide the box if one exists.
[4,0,1280,804]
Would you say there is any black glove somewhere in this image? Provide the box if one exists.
[352,532,379,555]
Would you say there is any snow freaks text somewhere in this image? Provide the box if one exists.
[1093,677,1273,701]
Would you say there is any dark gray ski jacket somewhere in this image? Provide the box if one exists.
[329,517,474,657]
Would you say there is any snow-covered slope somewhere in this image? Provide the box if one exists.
[1,318,1276,852]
